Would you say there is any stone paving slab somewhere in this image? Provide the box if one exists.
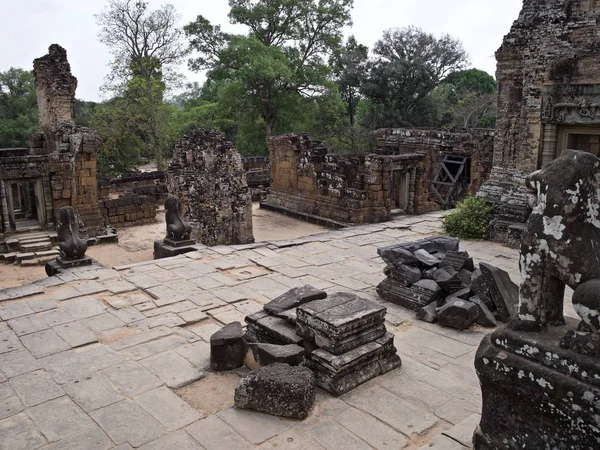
[0,213,542,449]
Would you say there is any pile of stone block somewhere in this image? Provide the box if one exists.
[244,286,402,396]
[376,236,518,331]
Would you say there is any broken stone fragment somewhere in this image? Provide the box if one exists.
[440,251,470,271]
[467,295,497,328]
[458,269,473,286]
[417,302,437,323]
[413,249,441,268]
[210,322,246,371]
[470,269,495,311]
[437,299,478,331]
[264,285,327,315]
[377,246,419,267]
[432,268,462,294]
[384,264,422,286]
[479,263,518,322]
[245,343,305,369]
[234,363,316,419]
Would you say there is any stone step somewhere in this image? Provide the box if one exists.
[21,259,40,267]
[19,236,51,245]
[1,252,17,264]
[20,242,53,253]
[16,252,36,262]
[35,249,60,258]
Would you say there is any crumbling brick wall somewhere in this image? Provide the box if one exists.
[98,195,157,228]
[167,129,254,246]
[377,128,495,211]
[478,0,600,242]
[98,171,167,201]
[262,134,426,223]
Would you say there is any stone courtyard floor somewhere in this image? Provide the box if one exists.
[0,212,553,450]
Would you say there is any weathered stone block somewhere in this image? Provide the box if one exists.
[437,299,478,331]
[234,363,316,419]
[264,285,327,316]
[245,343,305,369]
[210,322,246,371]
[479,263,518,322]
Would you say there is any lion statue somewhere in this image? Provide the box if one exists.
[164,195,192,241]
[510,149,600,332]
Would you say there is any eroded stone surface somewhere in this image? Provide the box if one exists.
[235,363,316,419]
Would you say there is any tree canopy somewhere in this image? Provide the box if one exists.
[0,68,39,148]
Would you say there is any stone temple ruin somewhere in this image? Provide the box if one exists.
[167,129,254,246]
[479,0,600,245]
[0,45,106,241]
[262,129,494,225]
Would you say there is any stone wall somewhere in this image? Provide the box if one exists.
[167,129,254,246]
[98,195,157,228]
[478,0,600,243]
[262,134,425,224]
[376,128,495,200]
[99,171,167,201]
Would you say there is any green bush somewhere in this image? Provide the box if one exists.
[442,196,494,240]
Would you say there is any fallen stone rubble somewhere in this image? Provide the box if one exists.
[243,286,402,396]
[376,236,518,330]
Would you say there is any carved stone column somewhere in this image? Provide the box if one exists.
[541,123,558,168]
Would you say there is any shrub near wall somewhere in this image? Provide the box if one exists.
[442,196,495,239]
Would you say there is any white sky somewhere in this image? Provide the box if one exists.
[0,0,523,102]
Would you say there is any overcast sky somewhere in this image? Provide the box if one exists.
[0,0,523,102]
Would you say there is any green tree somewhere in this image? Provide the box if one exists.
[361,26,469,128]
[96,0,185,169]
[330,36,368,126]
[0,68,39,148]
[433,68,497,128]
[185,0,353,141]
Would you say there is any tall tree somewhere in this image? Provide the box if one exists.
[362,26,469,128]
[0,68,39,148]
[185,0,353,139]
[433,68,498,128]
[330,36,368,126]
[96,0,185,169]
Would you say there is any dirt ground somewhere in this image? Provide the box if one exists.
[0,203,327,289]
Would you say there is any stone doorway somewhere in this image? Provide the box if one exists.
[390,170,410,213]
[557,126,600,157]
[4,179,46,232]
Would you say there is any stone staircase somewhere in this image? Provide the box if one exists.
[1,231,61,266]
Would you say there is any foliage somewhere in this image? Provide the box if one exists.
[442,196,495,239]
[361,26,469,128]
[433,69,498,129]
[74,99,98,127]
[96,0,185,91]
[185,0,353,140]
[0,68,39,147]
[95,0,185,169]
[330,35,368,126]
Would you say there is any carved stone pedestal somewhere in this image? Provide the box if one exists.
[474,323,600,449]
[45,255,93,276]
[153,239,196,260]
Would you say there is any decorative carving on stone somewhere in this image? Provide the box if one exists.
[542,93,600,124]
[57,206,87,259]
[164,195,191,241]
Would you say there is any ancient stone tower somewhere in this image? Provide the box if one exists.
[478,0,600,244]
[167,130,254,246]
[33,44,77,135]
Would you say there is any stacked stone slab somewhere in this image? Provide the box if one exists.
[376,236,518,331]
[297,293,401,396]
[244,286,401,395]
